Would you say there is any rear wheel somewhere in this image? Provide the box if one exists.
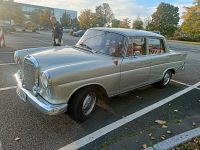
[68,87,98,122]
[154,70,172,88]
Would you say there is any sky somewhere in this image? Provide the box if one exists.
[15,0,193,22]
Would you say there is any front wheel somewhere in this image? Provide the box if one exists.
[154,70,172,88]
[68,87,98,122]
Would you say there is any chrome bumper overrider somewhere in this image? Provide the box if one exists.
[14,73,68,115]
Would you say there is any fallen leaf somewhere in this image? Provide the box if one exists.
[174,109,178,112]
[160,135,166,140]
[151,137,156,140]
[162,125,168,128]
[192,122,196,127]
[140,131,143,134]
[161,136,165,140]
[167,130,172,134]
[14,137,20,141]
[142,144,148,149]
[136,95,142,99]
[155,120,166,125]
[148,133,152,137]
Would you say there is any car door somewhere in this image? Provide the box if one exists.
[147,37,171,82]
[120,37,151,93]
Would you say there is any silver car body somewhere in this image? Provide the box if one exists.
[14,28,186,115]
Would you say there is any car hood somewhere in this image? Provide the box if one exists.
[31,47,104,71]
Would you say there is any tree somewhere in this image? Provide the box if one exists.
[95,3,114,26]
[193,0,200,5]
[78,9,97,29]
[60,12,71,27]
[12,2,25,24]
[112,19,120,28]
[146,3,179,37]
[31,9,52,28]
[39,10,52,28]
[132,17,144,30]
[71,17,80,29]
[0,0,25,24]
[144,17,152,30]
[119,18,131,28]
[0,0,12,22]
[95,6,105,27]
[30,9,41,25]
[180,5,200,36]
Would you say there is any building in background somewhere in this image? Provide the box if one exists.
[18,3,77,22]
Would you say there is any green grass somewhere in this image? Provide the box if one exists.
[168,40,200,45]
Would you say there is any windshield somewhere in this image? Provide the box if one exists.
[76,29,125,57]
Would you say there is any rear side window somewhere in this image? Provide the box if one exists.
[126,37,146,57]
[148,38,165,54]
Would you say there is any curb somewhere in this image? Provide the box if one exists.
[145,127,200,150]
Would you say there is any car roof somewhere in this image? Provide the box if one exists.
[90,27,165,38]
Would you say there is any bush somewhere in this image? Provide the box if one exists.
[170,31,200,42]
[32,28,36,32]
[25,22,37,32]
[69,30,74,36]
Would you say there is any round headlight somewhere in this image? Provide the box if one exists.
[40,72,49,88]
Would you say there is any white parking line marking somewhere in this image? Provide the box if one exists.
[32,38,51,45]
[172,80,200,90]
[0,86,16,91]
[6,42,41,44]
[0,63,16,66]
[0,140,3,150]
[59,81,200,150]
[0,52,14,54]
[172,79,191,87]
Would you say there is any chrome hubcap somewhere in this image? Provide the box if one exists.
[82,92,96,116]
[163,72,171,85]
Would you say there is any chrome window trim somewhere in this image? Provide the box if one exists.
[124,36,147,58]
[146,37,167,56]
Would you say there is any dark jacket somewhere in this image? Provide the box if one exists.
[52,21,63,46]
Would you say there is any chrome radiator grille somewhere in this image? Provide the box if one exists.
[23,58,37,91]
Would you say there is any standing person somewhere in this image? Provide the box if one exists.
[50,16,63,46]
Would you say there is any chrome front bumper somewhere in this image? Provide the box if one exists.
[14,73,68,115]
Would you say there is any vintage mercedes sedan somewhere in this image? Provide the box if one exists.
[14,28,186,122]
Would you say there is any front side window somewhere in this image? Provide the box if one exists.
[126,37,146,57]
[148,38,165,54]
[76,29,125,57]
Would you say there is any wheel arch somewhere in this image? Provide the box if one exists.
[162,68,176,77]
[67,83,108,108]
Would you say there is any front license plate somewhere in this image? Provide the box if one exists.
[16,86,27,102]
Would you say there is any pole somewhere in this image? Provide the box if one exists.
[0,27,5,48]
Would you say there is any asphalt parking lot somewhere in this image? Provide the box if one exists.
[0,31,200,150]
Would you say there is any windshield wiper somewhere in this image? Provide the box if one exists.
[77,43,96,53]
[79,43,92,50]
